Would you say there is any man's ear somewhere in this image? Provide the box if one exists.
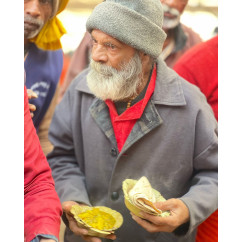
[139,52,147,61]
[139,52,152,66]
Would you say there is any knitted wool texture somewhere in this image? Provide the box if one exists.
[86,0,167,58]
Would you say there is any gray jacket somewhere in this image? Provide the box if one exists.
[48,58,218,242]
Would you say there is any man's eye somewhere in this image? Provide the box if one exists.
[92,39,97,45]
[106,43,116,50]
[40,0,52,4]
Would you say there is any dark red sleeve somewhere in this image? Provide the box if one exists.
[24,85,62,242]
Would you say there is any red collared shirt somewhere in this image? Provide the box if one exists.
[105,65,157,152]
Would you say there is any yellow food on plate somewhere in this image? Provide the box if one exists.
[70,205,123,238]
[77,207,116,230]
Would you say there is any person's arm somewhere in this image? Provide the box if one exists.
[178,100,218,235]
[47,82,91,206]
[132,90,218,236]
[47,82,116,241]
[24,86,62,242]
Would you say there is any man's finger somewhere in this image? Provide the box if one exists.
[29,104,36,112]
[131,214,159,233]
[139,211,170,226]
[68,218,89,237]
[27,89,38,99]
[105,234,116,240]
[82,235,102,242]
[154,199,176,211]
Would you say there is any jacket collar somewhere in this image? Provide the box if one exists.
[76,58,186,107]
[153,56,186,106]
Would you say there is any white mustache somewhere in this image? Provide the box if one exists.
[90,61,117,77]
[24,14,44,26]
[162,4,180,17]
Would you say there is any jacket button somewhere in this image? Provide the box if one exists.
[110,148,118,157]
[111,191,119,201]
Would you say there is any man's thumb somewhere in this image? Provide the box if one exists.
[62,201,78,212]
[155,198,175,211]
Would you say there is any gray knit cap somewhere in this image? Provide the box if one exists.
[86,0,167,58]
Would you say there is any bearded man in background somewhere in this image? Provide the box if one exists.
[160,0,202,67]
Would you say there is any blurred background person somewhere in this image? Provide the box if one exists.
[58,0,202,102]
[160,0,202,67]
[24,0,69,155]
[174,35,218,242]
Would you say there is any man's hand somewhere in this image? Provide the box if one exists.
[27,89,38,118]
[62,201,116,242]
[131,198,190,233]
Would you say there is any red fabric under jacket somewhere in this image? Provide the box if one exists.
[105,65,156,152]
[174,36,218,242]
[24,86,62,242]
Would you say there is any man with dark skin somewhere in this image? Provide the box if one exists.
[161,0,188,48]
[24,0,54,115]
[48,1,217,241]
[24,0,53,55]
[24,0,68,155]
[58,0,202,102]
[160,0,202,67]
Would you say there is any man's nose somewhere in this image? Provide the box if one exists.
[91,45,108,63]
[25,0,41,18]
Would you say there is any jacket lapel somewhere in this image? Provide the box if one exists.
[120,100,163,154]
[77,59,186,152]
[89,98,117,147]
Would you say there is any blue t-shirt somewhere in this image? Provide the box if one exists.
[24,43,63,130]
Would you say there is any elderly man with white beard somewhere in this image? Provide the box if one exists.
[58,0,203,101]
[160,0,202,67]
[47,1,218,242]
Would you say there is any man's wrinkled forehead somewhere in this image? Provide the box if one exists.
[91,29,126,46]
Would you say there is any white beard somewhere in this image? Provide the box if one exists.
[87,52,143,101]
[26,27,43,39]
[162,4,181,30]
[24,15,44,39]
[163,16,180,29]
